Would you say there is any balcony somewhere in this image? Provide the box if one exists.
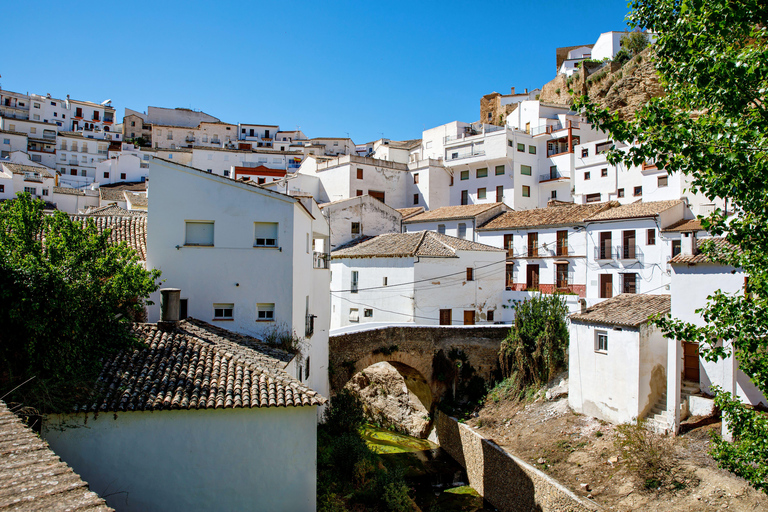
[185,136,196,143]
[0,110,29,120]
[539,170,569,182]
[446,149,486,162]
[616,244,643,262]
[305,314,316,338]
[23,171,44,183]
[595,246,616,260]
[313,251,329,269]
[555,242,571,257]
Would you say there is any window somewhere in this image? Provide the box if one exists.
[30,127,36,134]
[349,308,359,322]
[618,188,625,198]
[103,172,109,178]
[120,173,126,180]
[356,190,363,196]
[581,148,589,157]
[257,303,275,321]
[647,229,656,245]
[364,308,373,318]
[634,186,642,197]
[383,277,388,286]
[657,175,668,187]
[601,168,608,177]
[351,222,360,235]
[224,170,230,177]
[185,221,214,246]
[24,186,37,195]
[505,263,514,287]
[458,223,467,239]
[258,177,266,184]
[487,310,494,322]
[0,185,4,193]
[254,222,278,247]
[476,168,488,178]
[520,165,531,176]
[596,331,608,352]
[131,121,136,127]
[437,224,446,234]
[522,185,530,197]
[586,193,601,203]
[351,271,359,293]
[529,145,536,154]
[33,114,40,121]
[496,185,504,202]
[466,267,474,281]
[460,170,469,180]
[413,193,419,205]
[213,303,234,320]
[517,142,525,152]
[413,173,419,183]
[622,273,637,294]
[2,139,9,145]
[551,190,557,199]
[477,187,486,199]
[461,190,468,205]
[584,172,591,180]
[356,168,363,179]
[672,240,682,258]
[33,102,40,109]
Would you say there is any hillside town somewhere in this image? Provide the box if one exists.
[1,7,767,512]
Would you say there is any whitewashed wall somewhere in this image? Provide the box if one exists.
[44,407,317,512]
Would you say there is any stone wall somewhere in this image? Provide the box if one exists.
[436,412,601,512]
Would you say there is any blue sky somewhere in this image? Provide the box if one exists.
[1,1,632,143]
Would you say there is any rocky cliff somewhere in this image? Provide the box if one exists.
[538,49,664,119]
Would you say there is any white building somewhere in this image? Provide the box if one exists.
[0,161,55,202]
[568,293,671,425]
[146,158,331,399]
[56,132,110,187]
[0,128,28,158]
[558,46,594,76]
[403,203,509,242]
[330,231,505,329]
[44,319,323,512]
[585,199,686,298]
[319,195,403,250]
[96,151,149,184]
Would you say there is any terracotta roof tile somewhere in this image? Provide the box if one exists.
[586,200,683,221]
[479,202,614,230]
[395,207,425,220]
[53,186,86,196]
[662,219,703,232]
[81,204,146,217]
[0,401,113,511]
[403,203,505,223]
[83,320,323,413]
[2,162,54,179]
[124,191,147,207]
[69,215,147,260]
[331,231,503,259]
[570,293,670,328]
[669,237,739,264]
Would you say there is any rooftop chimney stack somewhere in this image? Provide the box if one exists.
[579,298,587,313]
[160,288,181,323]
[510,87,515,95]
[681,233,697,256]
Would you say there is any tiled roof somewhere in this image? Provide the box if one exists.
[82,320,323,413]
[70,215,147,260]
[570,294,671,328]
[479,202,613,230]
[331,231,503,259]
[98,182,146,202]
[82,204,146,217]
[662,219,703,232]
[2,162,54,178]
[586,200,683,221]
[669,237,739,264]
[403,203,505,223]
[386,139,422,151]
[396,207,425,220]
[124,191,147,207]
[53,186,86,196]
[0,401,113,511]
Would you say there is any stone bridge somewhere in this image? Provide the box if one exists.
[330,325,509,413]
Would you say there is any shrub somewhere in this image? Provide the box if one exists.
[323,389,366,436]
[555,88,561,94]
[614,422,677,487]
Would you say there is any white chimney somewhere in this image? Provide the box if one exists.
[160,288,181,322]
[681,233,697,256]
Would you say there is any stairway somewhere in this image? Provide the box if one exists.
[643,381,701,434]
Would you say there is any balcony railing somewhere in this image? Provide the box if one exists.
[616,244,643,261]
[313,251,329,269]
[595,245,615,260]
[540,170,567,182]
[556,241,570,256]
[185,137,196,142]
[555,271,576,290]
[305,314,315,338]
[446,150,486,161]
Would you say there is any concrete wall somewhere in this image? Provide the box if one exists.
[436,412,599,512]
[322,195,402,250]
[44,407,317,512]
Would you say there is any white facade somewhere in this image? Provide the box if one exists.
[320,195,402,250]
[56,133,110,187]
[569,318,668,424]
[591,31,630,61]
[0,161,55,202]
[44,406,317,512]
[96,152,149,184]
[0,129,28,158]
[146,159,330,398]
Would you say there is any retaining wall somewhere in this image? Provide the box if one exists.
[436,411,600,512]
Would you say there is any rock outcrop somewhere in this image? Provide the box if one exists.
[346,362,431,438]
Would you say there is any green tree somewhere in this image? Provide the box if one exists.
[620,29,650,58]
[0,193,160,412]
[498,294,569,397]
[574,0,768,491]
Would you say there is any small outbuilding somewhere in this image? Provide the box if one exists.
[568,293,671,426]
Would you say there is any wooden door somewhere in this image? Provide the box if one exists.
[439,309,452,326]
[599,274,613,299]
[599,232,612,259]
[683,341,700,382]
[463,310,475,325]
[526,264,539,290]
[556,263,569,289]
